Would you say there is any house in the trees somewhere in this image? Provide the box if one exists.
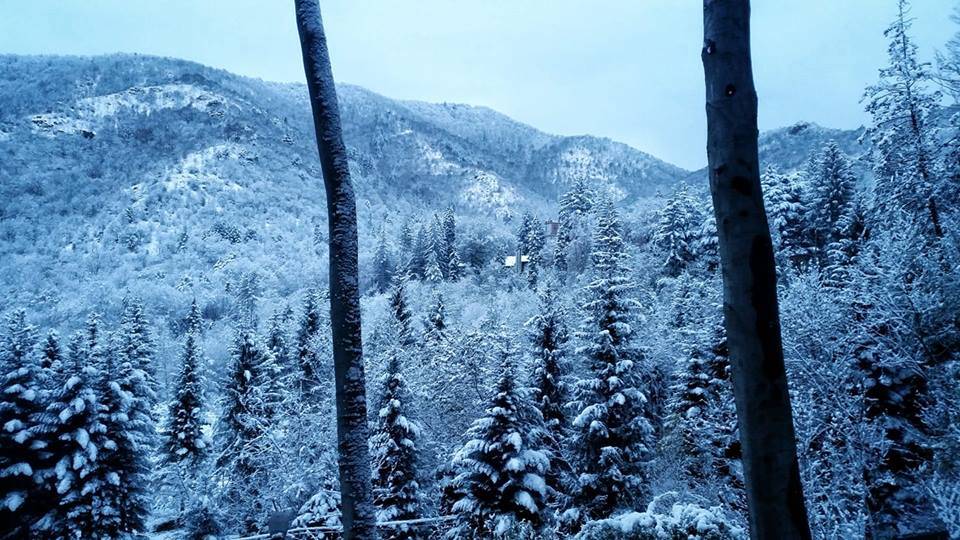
[503,254,531,273]
[545,219,559,237]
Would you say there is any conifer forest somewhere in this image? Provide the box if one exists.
[0,1,959,539]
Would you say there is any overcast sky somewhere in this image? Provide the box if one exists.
[0,1,955,169]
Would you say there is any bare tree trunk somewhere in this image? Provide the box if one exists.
[293,1,377,538]
[700,2,811,538]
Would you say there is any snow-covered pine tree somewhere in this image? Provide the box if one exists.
[663,310,742,512]
[652,184,702,277]
[389,275,415,347]
[808,141,857,271]
[525,217,547,286]
[568,200,654,524]
[526,285,571,500]
[266,307,293,380]
[554,178,593,272]
[165,301,208,466]
[296,289,323,397]
[94,340,129,538]
[217,330,276,532]
[424,248,444,284]
[409,225,430,281]
[449,359,551,538]
[103,298,158,534]
[0,310,46,538]
[447,243,464,282]
[761,166,813,273]
[863,0,945,241]
[37,331,114,540]
[438,209,458,281]
[423,293,448,349]
[373,231,395,294]
[41,330,61,373]
[370,352,422,539]
[517,212,536,256]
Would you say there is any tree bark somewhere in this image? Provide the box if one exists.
[293,1,377,538]
[700,2,811,539]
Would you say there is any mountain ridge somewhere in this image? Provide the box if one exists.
[0,53,863,331]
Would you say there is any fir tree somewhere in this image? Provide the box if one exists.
[554,179,593,272]
[266,308,293,381]
[108,299,157,533]
[409,225,430,280]
[234,273,260,332]
[449,360,551,538]
[296,290,323,397]
[568,200,654,524]
[38,332,114,540]
[808,141,857,269]
[165,301,208,466]
[525,218,547,283]
[652,184,701,277]
[370,353,422,539]
[863,0,945,240]
[217,330,276,532]
[762,166,813,272]
[41,330,61,373]
[0,310,45,538]
[516,212,536,255]
[373,231,395,294]
[526,286,571,500]
[424,248,444,284]
[389,276,415,347]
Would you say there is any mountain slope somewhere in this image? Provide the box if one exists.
[0,54,863,333]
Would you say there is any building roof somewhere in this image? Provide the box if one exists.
[504,255,531,267]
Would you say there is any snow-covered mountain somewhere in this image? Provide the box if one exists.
[0,54,861,330]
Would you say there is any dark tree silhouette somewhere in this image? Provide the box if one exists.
[701,1,811,538]
[294,1,377,537]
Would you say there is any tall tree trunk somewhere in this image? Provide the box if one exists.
[293,1,377,538]
[700,2,811,538]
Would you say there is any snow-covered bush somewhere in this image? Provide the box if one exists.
[574,502,745,540]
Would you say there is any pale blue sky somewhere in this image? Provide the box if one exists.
[0,1,954,169]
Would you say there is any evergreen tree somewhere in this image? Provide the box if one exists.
[423,293,448,349]
[424,248,444,284]
[808,141,857,269]
[440,209,458,280]
[370,352,422,539]
[409,225,430,280]
[94,341,128,538]
[234,273,260,332]
[217,330,276,532]
[652,184,702,277]
[165,301,208,466]
[266,308,293,381]
[41,330,61,373]
[373,231,395,294]
[108,299,158,534]
[525,216,547,285]
[449,360,551,538]
[863,0,945,240]
[568,201,654,524]
[37,332,114,540]
[389,276,415,347]
[526,286,571,499]
[554,179,593,272]
[296,290,323,397]
[664,315,742,510]
[0,310,45,538]
[516,212,536,255]
[761,166,813,272]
